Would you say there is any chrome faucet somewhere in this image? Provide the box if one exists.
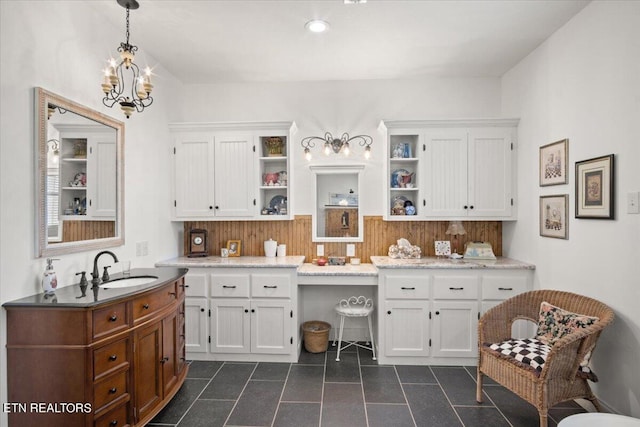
[91,251,119,287]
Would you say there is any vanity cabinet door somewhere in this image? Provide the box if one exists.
[384,300,430,357]
[134,320,163,423]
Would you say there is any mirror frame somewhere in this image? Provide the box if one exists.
[35,87,125,257]
[310,164,364,243]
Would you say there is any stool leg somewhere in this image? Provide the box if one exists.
[332,312,338,346]
[367,314,376,360]
[336,315,345,362]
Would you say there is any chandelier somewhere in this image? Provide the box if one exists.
[101,0,153,119]
[301,132,373,161]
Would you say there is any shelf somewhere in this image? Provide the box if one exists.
[390,187,419,191]
[260,185,287,190]
[259,156,287,161]
[389,158,419,162]
[62,186,87,190]
[61,158,87,163]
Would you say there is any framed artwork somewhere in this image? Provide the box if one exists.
[540,139,568,186]
[575,154,614,219]
[226,240,242,257]
[540,194,569,239]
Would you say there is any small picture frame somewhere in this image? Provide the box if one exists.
[575,154,614,219]
[434,241,451,257]
[540,139,568,186]
[540,194,569,239]
[226,240,241,257]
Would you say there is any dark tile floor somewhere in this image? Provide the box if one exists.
[149,345,588,427]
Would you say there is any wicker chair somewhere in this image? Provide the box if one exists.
[477,290,615,427]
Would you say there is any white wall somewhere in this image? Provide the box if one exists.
[501,1,640,416]
[0,2,184,425]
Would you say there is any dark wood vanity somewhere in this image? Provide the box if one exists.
[3,268,188,427]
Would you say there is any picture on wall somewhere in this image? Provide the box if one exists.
[539,139,568,186]
[575,154,614,219]
[540,194,569,239]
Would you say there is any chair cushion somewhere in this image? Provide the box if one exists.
[536,301,599,345]
[485,338,598,381]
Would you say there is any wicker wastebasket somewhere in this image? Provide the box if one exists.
[302,321,331,353]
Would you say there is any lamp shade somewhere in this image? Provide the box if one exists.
[445,221,466,236]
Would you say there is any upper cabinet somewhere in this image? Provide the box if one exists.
[382,119,518,221]
[170,122,295,221]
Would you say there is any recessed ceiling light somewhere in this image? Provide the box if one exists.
[305,20,329,33]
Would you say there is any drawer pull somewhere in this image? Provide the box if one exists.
[109,314,118,322]
[160,357,169,364]
[169,292,177,298]
[498,287,513,291]
[401,287,416,290]
[109,387,117,394]
[108,354,118,361]
[263,285,278,289]
[179,284,186,288]
[110,421,118,427]
[142,304,150,310]
[449,287,464,290]
[222,285,236,289]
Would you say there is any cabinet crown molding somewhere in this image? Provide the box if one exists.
[381,118,519,129]
[169,121,296,132]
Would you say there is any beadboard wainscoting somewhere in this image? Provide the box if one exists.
[183,216,502,261]
[62,220,116,242]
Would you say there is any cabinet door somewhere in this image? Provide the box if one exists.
[134,320,163,422]
[213,134,255,217]
[162,310,178,396]
[210,298,250,353]
[423,130,468,217]
[250,299,291,354]
[384,300,430,357]
[174,133,215,217]
[432,300,478,358]
[468,128,513,217]
[86,136,116,218]
[185,297,208,353]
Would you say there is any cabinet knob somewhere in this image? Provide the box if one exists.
[209,206,213,210]
[143,304,150,310]
[200,308,205,312]
[435,311,440,315]
[109,421,118,427]
[215,206,219,210]
[463,205,468,209]
[108,354,117,361]
[470,205,474,209]
[251,309,255,313]
[387,310,392,315]
[244,309,249,313]
[109,387,117,394]
[160,357,169,364]
[109,314,118,322]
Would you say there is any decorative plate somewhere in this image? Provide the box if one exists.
[269,195,287,210]
[390,169,409,188]
[434,240,451,256]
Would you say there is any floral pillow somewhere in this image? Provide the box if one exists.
[536,301,599,345]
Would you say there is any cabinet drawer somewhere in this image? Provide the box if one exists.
[251,274,291,298]
[94,338,129,381]
[210,274,250,298]
[482,275,528,300]
[185,273,207,297]
[433,276,479,300]
[93,302,129,340]
[132,284,177,322]
[94,401,129,427]
[94,370,128,412]
[385,275,430,299]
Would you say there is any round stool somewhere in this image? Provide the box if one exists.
[333,296,376,362]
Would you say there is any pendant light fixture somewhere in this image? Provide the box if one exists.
[101,0,153,119]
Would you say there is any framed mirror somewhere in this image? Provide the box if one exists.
[310,165,364,242]
[35,87,124,257]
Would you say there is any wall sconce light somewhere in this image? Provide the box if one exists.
[47,104,67,120]
[101,0,153,119]
[47,139,60,164]
[445,221,467,255]
[301,132,373,161]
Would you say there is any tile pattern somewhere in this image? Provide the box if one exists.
[149,346,587,427]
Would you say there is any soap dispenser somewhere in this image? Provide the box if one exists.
[42,258,59,294]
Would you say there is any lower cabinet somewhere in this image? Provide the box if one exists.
[4,273,188,427]
[377,268,533,365]
[184,267,298,362]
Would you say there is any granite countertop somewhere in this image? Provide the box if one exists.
[2,267,188,308]
[156,256,305,268]
[370,256,535,269]
[298,263,378,276]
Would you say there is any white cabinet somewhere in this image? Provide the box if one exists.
[170,122,295,220]
[184,267,298,362]
[382,119,518,220]
[377,266,532,365]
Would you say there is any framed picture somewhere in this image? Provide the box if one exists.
[226,240,241,257]
[540,194,569,239]
[540,139,568,186]
[575,154,614,219]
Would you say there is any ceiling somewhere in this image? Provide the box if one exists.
[89,0,590,84]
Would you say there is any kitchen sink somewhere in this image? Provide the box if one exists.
[101,276,158,289]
